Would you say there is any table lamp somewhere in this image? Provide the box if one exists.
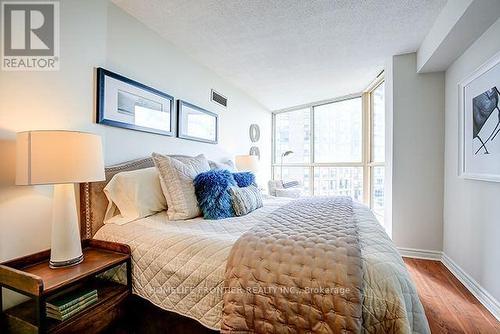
[235,155,259,173]
[16,131,105,268]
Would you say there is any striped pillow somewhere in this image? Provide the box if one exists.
[229,185,263,216]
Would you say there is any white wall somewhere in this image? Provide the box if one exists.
[443,18,500,302]
[103,4,271,168]
[390,53,445,251]
[0,0,270,309]
[416,0,500,73]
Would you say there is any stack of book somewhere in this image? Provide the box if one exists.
[46,289,98,321]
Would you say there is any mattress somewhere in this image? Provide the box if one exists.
[94,197,429,332]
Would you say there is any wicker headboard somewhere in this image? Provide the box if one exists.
[79,157,155,239]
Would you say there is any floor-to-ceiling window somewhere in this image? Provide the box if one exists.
[272,78,385,219]
[369,81,385,221]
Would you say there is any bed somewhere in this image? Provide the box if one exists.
[80,157,430,333]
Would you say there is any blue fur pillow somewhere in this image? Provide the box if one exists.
[194,169,236,219]
[232,172,255,187]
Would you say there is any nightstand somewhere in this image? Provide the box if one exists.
[0,239,131,334]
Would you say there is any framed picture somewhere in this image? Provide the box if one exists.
[177,100,218,144]
[459,52,500,182]
[96,68,175,136]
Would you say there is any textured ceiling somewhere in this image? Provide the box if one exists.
[112,0,446,110]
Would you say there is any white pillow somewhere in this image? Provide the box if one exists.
[152,153,210,220]
[103,167,166,225]
[209,160,236,172]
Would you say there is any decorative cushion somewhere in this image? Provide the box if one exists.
[232,172,255,187]
[194,169,236,219]
[229,185,263,216]
[209,160,236,172]
[152,153,210,220]
[282,180,300,188]
[103,167,166,225]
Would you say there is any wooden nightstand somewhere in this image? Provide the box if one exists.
[0,239,131,334]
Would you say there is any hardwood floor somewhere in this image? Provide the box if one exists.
[404,257,499,334]
[109,259,499,333]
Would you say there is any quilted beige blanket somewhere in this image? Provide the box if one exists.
[94,197,430,333]
[222,197,364,333]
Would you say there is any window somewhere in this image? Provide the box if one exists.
[274,108,310,163]
[314,167,363,201]
[371,166,384,216]
[369,82,385,220]
[372,83,385,162]
[314,98,362,163]
[272,79,385,218]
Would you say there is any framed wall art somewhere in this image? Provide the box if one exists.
[177,100,218,144]
[96,68,175,136]
[458,52,500,182]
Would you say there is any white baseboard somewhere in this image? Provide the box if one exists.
[441,254,500,321]
[397,247,443,260]
[400,247,500,321]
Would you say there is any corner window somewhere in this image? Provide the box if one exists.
[272,79,385,220]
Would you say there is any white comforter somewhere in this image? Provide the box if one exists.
[94,197,291,329]
[94,197,429,332]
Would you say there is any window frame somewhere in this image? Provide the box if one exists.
[271,76,384,208]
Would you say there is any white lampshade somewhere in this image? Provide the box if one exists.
[16,130,105,185]
[235,155,259,173]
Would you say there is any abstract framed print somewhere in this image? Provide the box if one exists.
[459,51,500,182]
[96,68,175,136]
